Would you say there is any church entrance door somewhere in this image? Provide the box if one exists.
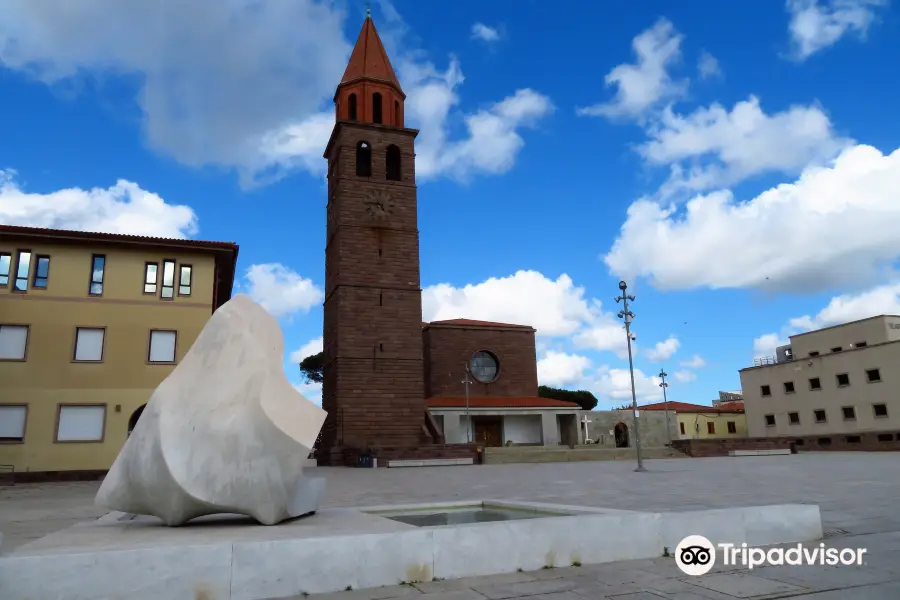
[614,422,630,448]
[473,417,503,447]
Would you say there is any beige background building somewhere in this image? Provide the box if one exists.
[0,225,237,477]
[740,315,900,439]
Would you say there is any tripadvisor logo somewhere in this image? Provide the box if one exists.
[675,535,868,576]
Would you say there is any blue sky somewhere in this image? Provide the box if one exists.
[1,0,899,408]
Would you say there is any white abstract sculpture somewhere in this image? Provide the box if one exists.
[96,294,328,526]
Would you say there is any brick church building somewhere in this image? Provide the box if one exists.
[317,14,580,466]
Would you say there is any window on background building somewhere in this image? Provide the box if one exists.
[831,346,843,353]
[808,377,822,390]
[73,328,105,362]
[866,368,881,383]
[148,330,177,363]
[760,385,771,397]
[470,351,500,383]
[0,252,10,286]
[0,324,28,360]
[727,421,737,434]
[783,381,795,394]
[764,414,776,427]
[32,255,50,289]
[385,145,402,181]
[706,422,715,434]
[788,412,800,425]
[818,437,832,446]
[348,93,357,121]
[356,141,372,177]
[855,341,868,348]
[814,409,827,423]
[679,422,685,435]
[836,373,850,387]
[372,92,383,124]
[161,260,176,299]
[144,263,158,294]
[877,433,894,442]
[842,406,856,420]
[846,435,861,444]
[178,265,192,296]
[89,255,105,296]
[873,404,888,418]
[0,405,27,442]
[808,351,820,357]
[55,405,106,442]
[13,250,31,292]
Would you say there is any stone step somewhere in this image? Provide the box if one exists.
[728,449,792,457]
[483,446,685,464]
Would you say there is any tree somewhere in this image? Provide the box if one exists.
[299,351,324,384]
[538,385,598,411]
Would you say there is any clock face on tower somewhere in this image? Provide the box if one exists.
[364,190,395,224]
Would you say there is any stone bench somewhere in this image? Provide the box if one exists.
[386,458,475,468]
[728,448,792,457]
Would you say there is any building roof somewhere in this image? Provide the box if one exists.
[639,400,745,414]
[787,314,900,340]
[0,224,240,308]
[426,396,580,409]
[339,15,402,94]
[424,318,535,330]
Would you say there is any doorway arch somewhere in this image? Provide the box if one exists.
[614,422,630,448]
[128,404,146,436]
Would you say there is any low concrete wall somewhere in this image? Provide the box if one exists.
[671,437,793,457]
[484,446,685,464]
[579,410,678,447]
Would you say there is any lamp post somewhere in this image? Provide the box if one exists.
[462,363,473,443]
[616,280,646,472]
[659,369,671,444]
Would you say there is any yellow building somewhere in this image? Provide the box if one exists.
[640,401,748,439]
[0,225,238,479]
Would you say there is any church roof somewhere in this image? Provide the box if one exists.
[426,396,580,409]
[639,401,745,414]
[424,318,535,330]
[340,15,402,91]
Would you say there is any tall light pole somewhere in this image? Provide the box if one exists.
[462,363,473,443]
[659,369,671,444]
[616,280,646,472]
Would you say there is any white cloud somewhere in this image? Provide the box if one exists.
[589,366,663,406]
[244,263,323,318]
[537,351,591,387]
[422,270,596,338]
[471,22,500,42]
[605,144,900,293]
[640,96,850,194]
[645,336,680,361]
[290,336,323,364]
[0,1,550,186]
[792,282,900,330]
[753,333,788,358]
[577,18,687,120]
[787,0,886,60]
[0,170,197,237]
[673,369,697,383]
[572,321,632,358]
[697,51,721,79]
[680,354,706,369]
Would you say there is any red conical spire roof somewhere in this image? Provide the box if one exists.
[340,15,403,94]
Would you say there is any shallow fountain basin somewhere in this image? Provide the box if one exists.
[0,499,823,600]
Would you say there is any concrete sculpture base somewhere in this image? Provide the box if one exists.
[95,294,328,526]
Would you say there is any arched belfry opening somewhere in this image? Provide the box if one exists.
[128,404,146,436]
[356,141,372,177]
[386,144,401,181]
[372,92,383,124]
[348,93,358,121]
[394,100,400,125]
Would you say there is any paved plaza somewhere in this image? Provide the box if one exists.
[2,453,900,598]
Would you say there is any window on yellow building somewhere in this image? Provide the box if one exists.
[144,262,158,294]
[161,260,176,299]
[89,255,105,296]
[707,422,715,434]
[0,405,27,442]
[73,327,105,362]
[148,330,177,363]
[727,421,736,434]
[32,255,50,289]
[0,252,10,287]
[679,422,685,435]
[55,404,106,442]
[0,324,29,361]
[178,265,192,296]
[13,250,31,292]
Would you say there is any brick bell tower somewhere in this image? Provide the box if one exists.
[319,12,434,463]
